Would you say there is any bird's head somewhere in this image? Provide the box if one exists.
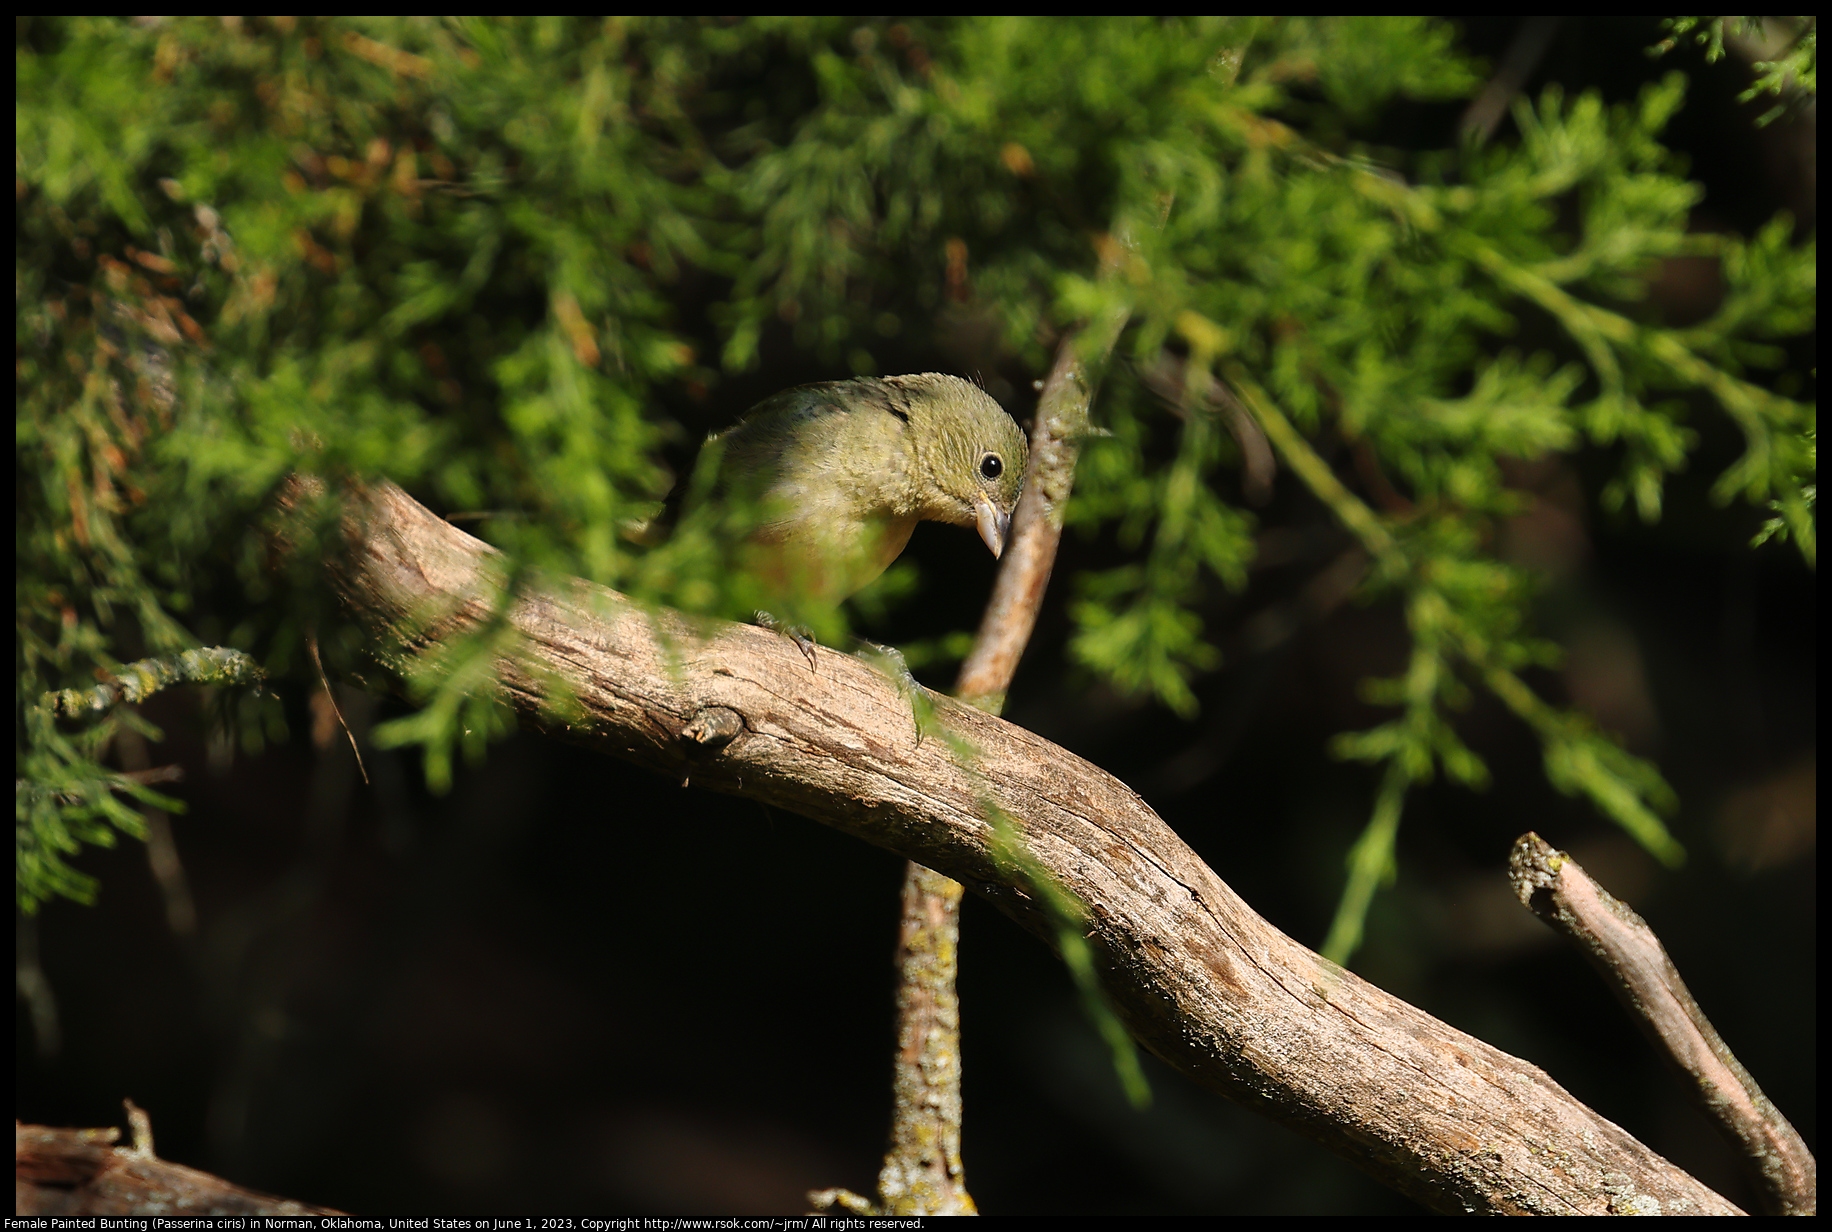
[892,374,1028,558]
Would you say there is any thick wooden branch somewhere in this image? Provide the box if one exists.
[271,474,1743,1216]
[15,1121,341,1217]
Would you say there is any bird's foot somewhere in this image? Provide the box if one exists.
[753,610,818,670]
[751,614,933,744]
[856,638,937,746]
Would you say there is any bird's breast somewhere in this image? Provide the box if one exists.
[743,511,917,607]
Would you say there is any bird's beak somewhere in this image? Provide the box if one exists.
[974,497,1011,559]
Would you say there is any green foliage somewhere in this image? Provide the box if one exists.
[17,18,1814,949]
[19,650,258,911]
[1657,17,1816,123]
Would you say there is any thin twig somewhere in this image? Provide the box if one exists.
[863,240,1136,1214]
[1510,832,1815,1215]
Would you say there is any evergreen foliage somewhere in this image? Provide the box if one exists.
[17,17,1815,962]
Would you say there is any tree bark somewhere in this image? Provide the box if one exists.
[15,1122,342,1217]
[270,474,1744,1216]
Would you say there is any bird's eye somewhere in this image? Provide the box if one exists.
[980,454,1003,481]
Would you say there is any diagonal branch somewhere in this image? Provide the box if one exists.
[269,473,1743,1216]
[1511,832,1815,1215]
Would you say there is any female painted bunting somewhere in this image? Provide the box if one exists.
[700,373,1029,616]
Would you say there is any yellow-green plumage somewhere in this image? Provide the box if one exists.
[705,373,1027,609]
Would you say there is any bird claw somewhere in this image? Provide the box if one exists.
[857,638,936,746]
[753,614,932,744]
[754,610,818,669]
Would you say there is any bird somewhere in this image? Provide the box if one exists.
[696,372,1029,622]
